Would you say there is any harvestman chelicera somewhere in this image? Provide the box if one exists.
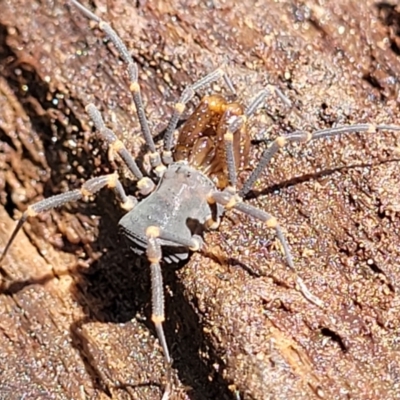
[1,0,400,398]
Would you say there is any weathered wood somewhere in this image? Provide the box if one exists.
[0,1,399,399]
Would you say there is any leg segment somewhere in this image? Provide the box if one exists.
[146,229,172,397]
[145,226,203,397]
[69,0,162,168]
[0,173,135,263]
[244,85,293,118]
[240,124,400,197]
[210,190,324,307]
[223,131,237,188]
[209,89,323,307]
[222,85,298,189]
[86,104,155,196]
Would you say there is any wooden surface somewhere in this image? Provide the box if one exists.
[0,0,400,399]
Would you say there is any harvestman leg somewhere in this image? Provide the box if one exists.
[69,0,236,170]
[69,0,162,169]
[0,174,136,263]
[0,102,153,261]
[86,104,155,195]
[145,226,202,397]
[216,91,327,305]
[240,124,400,196]
[219,121,400,306]
[209,191,324,307]
[221,86,296,189]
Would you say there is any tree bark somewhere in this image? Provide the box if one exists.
[0,0,399,399]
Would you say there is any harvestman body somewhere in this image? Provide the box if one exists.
[1,1,400,398]
[119,162,214,264]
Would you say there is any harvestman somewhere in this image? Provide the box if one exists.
[1,0,400,397]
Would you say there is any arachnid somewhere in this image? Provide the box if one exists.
[1,1,400,398]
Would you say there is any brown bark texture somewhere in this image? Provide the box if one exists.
[0,0,400,399]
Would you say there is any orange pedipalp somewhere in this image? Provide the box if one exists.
[174,95,250,188]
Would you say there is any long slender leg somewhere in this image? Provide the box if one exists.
[145,227,172,398]
[240,124,400,196]
[144,226,202,398]
[209,95,323,307]
[86,104,155,195]
[162,69,236,164]
[210,190,324,307]
[0,173,135,263]
[222,86,297,189]
[69,0,162,169]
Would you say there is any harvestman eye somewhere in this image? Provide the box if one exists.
[1,1,400,398]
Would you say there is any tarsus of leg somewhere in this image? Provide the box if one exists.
[240,124,400,197]
[0,174,134,263]
[69,0,161,167]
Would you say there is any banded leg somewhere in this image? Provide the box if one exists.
[162,69,236,164]
[223,130,237,188]
[86,104,155,195]
[0,173,135,263]
[69,0,162,169]
[145,228,171,398]
[145,226,202,398]
[244,85,294,117]
[222,85,298,189]
[240,124,400,196]
[210,190,324,307]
